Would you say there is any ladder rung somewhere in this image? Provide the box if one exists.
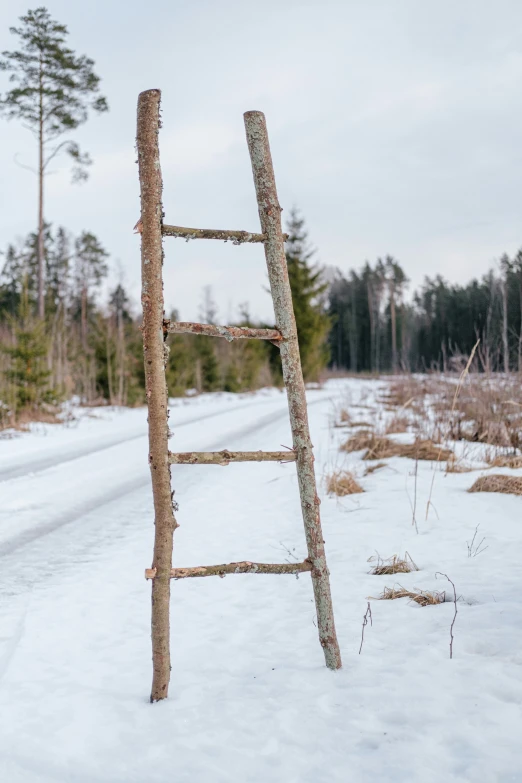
[145,559,312,579]
[169,449,296,465]
[163,224,286,244]
[164,320,282,342]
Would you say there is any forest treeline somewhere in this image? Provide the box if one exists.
[2,207,522,428]
[0,212,330,426]
[328,250,522,375]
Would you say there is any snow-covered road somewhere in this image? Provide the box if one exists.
[0,381,521,782]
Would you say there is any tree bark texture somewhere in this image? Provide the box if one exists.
[244,111,342,670]
[136,89,179,702]
[502,278,509,374]
[162,224,273,243]
[390,284,397,373]
[165,320,282,342]
[38,64,45,319]
[169,449,296,465]
[145,560,312,580]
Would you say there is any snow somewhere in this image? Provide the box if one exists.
[0,379,521,782]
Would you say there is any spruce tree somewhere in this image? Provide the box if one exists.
[285,209,330,381]
[3,283,56,415]
[0,7,109,318]
[73,231,108,347]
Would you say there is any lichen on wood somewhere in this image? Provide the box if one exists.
[162,224,269,244]
[145,560,312,580]
[164,320,282,342]
[169,449,296,465]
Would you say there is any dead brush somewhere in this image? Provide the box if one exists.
[341,430,452,462]
[364,438,452,462]
[364,461,387,476]
[333,408,351,428]
[378,377,426,408]
[385,415,409,434]
[486,453,522,469]
[468,474,522,496]
[392,440,452,461]
[445,454,474,473]
[368,552,419,575]
[340,430,376,453]
[326,469,364,496]
[370,586,445,606]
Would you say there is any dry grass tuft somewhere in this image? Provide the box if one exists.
[333,408,352,428]
[445,454,473,473]
[487,453,522,469]
[370,586,445,606]
[326,470,364,496]
[392,440,452,461]
[468,474,522,496]
[362,436,398,460]
[340,430,376,453]
[385,415,410,434]
[364,461,387,476]
[341,430,452,462]
[368,552,419,575]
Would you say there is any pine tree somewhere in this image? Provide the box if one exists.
[3,283,56,415]
[285,209,330,381]
[73,231,108,348]
[385,255,408,372]
[0,7,109,318]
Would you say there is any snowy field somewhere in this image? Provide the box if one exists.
[0,379,521,782]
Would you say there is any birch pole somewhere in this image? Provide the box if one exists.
[244,111,342,670]
[136,89,178,702]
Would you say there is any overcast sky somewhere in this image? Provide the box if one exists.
[1,0,522,323]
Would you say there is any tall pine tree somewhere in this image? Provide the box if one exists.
[285,209,330,382]
[0,7,108,318]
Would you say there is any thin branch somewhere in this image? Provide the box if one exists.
[13,153,37,175]
[466,524,488,558]
[435,572,458,659]
[43,139,74,169]
[359,602,373,654]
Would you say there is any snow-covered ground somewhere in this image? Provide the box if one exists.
[0,379,520,782]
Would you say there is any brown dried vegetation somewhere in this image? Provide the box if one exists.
[368,553,419,575]
[341,430,451,462]
[326,470,364,496]
[370,586,445,606]
[363,461,387,476]
[385,415,410,434]
[468,474,522,496]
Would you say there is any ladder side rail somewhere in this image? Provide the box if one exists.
[136,88,178,702]
[244,111,342,670]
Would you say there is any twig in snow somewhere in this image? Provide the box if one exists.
[435,572,458,659]
[412,453,419,533]
[466,524,488,558]
[359,602,373,654]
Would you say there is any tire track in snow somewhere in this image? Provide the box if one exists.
[0,395,284,483]
[0,396,330,560]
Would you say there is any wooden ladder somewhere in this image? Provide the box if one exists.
[136,89,342,702]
